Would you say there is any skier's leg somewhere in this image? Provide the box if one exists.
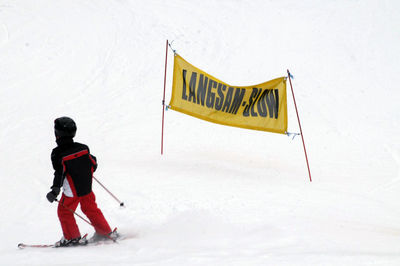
[57,194,81,239]
[80,191,112,235]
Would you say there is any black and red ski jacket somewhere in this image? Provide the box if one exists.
[51,137,97,197]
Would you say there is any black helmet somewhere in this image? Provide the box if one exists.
[54,117,77,138]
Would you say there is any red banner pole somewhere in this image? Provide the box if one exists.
[161,40,169,155]
[287,69,312,182]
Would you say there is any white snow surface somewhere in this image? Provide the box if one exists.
[1,0,400,265]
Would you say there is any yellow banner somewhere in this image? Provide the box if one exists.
[169,54,288,134]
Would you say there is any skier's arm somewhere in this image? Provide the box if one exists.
[87,146,97,172]
[90,154,98,172]
[47,150,62,203]
[51,150,64,189]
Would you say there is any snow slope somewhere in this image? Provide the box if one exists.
[0,0,399,265]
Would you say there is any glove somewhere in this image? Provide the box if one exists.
[46,187,60,203]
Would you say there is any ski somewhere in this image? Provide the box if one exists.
[18,243,54,249]
[18,234,88,249]
[17,229,127,249]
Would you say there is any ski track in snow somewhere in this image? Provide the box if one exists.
[1,0,400,265]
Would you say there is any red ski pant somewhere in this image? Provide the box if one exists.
[57,192,112,240]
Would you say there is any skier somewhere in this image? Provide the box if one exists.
[46,116,117,247]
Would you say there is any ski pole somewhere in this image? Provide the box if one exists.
[55,199,93,227]
[93,176,125,207]
[55,199,117,243]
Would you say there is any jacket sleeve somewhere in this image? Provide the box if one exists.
[86,145,98,172]
[90,154,98,172]
[51,149,64,189]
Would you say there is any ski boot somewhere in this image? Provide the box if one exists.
[55,235,88,247]
[89,228,119,243]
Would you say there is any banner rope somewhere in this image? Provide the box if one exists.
[164,39,174,112]
[285,73,299,140]
[285,131,300,140]
[168,40,177,55]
